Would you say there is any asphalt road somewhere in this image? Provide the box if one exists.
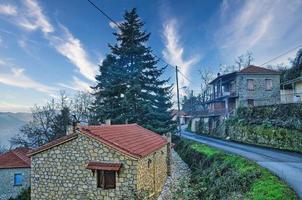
[180,129,302,198]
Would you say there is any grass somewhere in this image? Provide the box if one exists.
[174,137,299,200]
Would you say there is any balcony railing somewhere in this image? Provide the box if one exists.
[280,93,302,104]
[200,108,235,117]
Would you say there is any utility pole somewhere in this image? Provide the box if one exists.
[176,66,181,136]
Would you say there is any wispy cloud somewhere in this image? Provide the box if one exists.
[0,0,97,82]
[18,0,54,33]
[214,0,302,66]
[0,4,17,16]
[0,101,31,112]
[0,60,56,95]
[162,19,200,87]
[48,26,97,81]
[58,76,93,92]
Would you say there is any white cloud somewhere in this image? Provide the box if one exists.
[215,0,302,66]
[0,0,97,82]
[0,4,17,16]
[0,101,31,112]
[18,0,54,33]
[162,19,200,87]
[0,64,56,95]
[109,21,118,29]
[58,76,93,92]
[48,26,97,81]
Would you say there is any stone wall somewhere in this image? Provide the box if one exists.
[0,168,30,200]
[31,133,138,200]
[137,145,168,198]
[236,74,280,107]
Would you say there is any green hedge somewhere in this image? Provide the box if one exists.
[173,136,298,200]
[235,104,302,131]
[226,124,302,153]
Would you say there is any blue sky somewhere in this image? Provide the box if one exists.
[0,0,302,112]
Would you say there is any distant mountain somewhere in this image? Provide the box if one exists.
[0,112,32,148]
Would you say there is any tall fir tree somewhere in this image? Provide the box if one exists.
[92,8,175,134]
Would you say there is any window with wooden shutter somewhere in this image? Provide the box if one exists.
[247,79,254,91]
[265,79,273,90]
[96,170,116,189]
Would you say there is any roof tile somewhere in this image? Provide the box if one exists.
[81,124,167,158]
[0,147,31,169]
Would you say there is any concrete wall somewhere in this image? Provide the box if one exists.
[236,74,280,107]
[31,133,138,200]
[137,145,168,197]
[0,168,30,200]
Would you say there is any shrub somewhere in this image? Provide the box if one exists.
[9,187,30,200]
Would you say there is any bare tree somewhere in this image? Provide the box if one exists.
[199,69,214,110]
[235,51,254,70]
[71,91,95,124]
[0,144,8,154]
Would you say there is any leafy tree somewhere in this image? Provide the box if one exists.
[93,8,175,134]
[281,48,302,82]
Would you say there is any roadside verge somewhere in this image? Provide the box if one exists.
[173,136,299,200]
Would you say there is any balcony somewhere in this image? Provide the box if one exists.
[281,93,302,104]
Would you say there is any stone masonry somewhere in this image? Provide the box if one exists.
[137,145,168,197]
[31,131,168,200]
[236,74,280,107]
[0,168,30,200]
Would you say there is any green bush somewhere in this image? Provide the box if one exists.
[9,187,30,200]
[173,137,298,200]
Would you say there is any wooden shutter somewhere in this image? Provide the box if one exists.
[247,79,254,90]
[104,171,116,189]
[97,170,104,188]
[265,79,272,90]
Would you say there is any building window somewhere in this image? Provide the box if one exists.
[247,99,254,107]
[148,159,152,168]
[265,79,273,90]
[96,170,116,189]
[14,173,22,186]
[247,79,254,91]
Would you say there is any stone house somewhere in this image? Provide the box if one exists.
[195,65,281,132]
[28,124,169,200]
[0,147,31,200]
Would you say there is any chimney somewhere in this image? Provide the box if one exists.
[66,115,79,135]
[105,119,111,125]
[217,72,221,77]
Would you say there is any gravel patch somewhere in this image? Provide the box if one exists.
[157,150,190,200]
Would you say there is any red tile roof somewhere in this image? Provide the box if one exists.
[239,65,280,74]
[80,124,168,159]
[0,147,31,169]
[86,162,122,171]
[28,133,78,156]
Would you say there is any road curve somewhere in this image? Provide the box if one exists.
[180,129,302,198]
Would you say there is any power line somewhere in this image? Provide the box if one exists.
[86,0,195,85]
[260,44,302,66]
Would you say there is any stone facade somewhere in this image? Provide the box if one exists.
[137,145,167,197]
[0,168,30,200]
[31,132,168,200]
[236,74,280,107]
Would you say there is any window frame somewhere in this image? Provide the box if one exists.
[14,173,23,186]
[247,99,254,107]
[96,170,116,189]
[265,79,273,91]
[247,79,255,91]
